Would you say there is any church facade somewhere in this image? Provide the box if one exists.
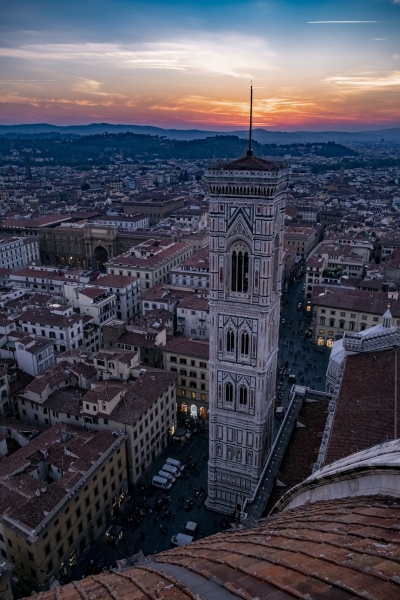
[205,152,290,514]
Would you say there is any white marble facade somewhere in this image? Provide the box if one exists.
[204,153,290,514]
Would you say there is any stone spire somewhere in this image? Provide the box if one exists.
[382,305,393,328]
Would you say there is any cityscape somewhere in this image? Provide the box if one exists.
[1,1,400,599]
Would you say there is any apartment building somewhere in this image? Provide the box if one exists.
[284,225,318,259]
[106,239,192,290]
[0,236,40,270]
[18,368,177,483]
[171,244,209,288]
[141,284,197,318]
[0,423,127,592]
[10,266,92,296]
[123,193,185,225]
[64,285,116,326]
[103,319,166,368]
[17,304,84,353]
[176,294,210,339]
[311,286,400,347]
[0,366,10,417]
[94,274,141,322]
[163,336,209,418]
[94,213,149,230]
[305,238,373,299]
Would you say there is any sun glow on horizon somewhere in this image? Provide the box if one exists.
[0,0,400,130]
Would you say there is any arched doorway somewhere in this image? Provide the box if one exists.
[93,246,108,269]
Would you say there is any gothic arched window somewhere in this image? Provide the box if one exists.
[241,331,249,356]
[226,330,235,353]
[239,386,248,406]
[225,382,233,403]
[272,234,280,292]
[231,244,249,293]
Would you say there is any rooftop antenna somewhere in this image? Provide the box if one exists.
[247,83,253,156]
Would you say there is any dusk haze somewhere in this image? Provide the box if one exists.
[1,0,400,130]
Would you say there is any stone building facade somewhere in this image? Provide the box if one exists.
[204,151,290,515]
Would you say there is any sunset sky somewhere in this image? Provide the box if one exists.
[1,0,400,130]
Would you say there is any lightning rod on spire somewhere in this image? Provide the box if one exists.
[247,84,253,156]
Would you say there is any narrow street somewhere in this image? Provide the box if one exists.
[275,276,330,422]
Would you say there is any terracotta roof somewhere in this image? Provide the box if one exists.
[33,494,400,600]
[211,153,285,172]
[79,286,108,299]
[109,371,177,425]
[95,274,138,288]
[12,267,56,279]
[178,295,209,311]
[18,307,82,328]
[325,348,400,465]
[107,242,190,269]
[1,424,118,527]
[163,336,209,359]
[265,396,330,514]
[312,286,400,317]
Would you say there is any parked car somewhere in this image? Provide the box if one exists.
[152,475,172,490]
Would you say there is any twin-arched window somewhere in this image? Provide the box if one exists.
[226,330,235,353]
[231,248,249,293]
[225,382,248,406]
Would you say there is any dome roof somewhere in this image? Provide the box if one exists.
[25,442,400,599]
[35,494,400,600]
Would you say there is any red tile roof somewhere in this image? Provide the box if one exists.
[163,336,209,359]
[325,348,400,465]
[312,285,400,316]
[32,495,400,600]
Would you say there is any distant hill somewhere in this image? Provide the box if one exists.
[1,123,400,143]
[0,132,359,168]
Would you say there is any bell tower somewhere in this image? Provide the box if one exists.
[205,101,290,514]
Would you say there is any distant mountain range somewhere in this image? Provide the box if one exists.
[1,123,400,143]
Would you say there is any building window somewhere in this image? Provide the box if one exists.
[231,246,249,292]
[320,316,326,325]
[226,329,235,353]
[239,386,248,406]
[226,382,233,403]
[240,331,249,355]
